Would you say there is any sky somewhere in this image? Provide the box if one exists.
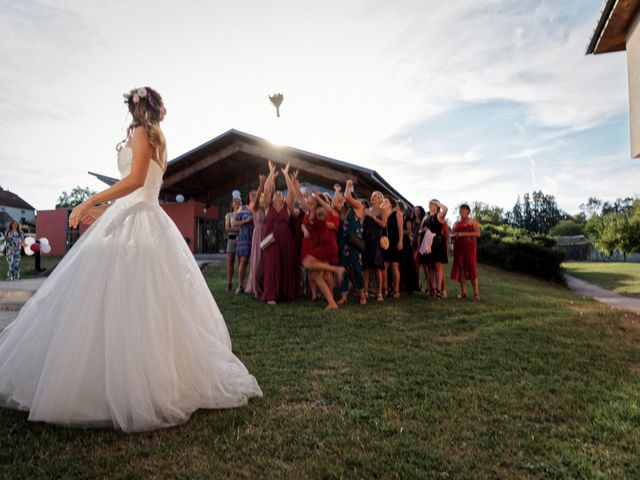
[0,0,637,214]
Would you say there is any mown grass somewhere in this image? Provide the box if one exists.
[564,261,640,297]
[1,264,639,478]
[0,255,61,280]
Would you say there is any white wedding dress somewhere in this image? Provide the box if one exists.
[0,146,262,432]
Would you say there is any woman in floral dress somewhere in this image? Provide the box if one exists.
[4,220,23,281]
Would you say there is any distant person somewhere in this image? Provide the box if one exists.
[225,195,241,292]
[246,174,268,298]
[382,198,403,299]
[399,203,420,293]
[261,161,300,304]
[234,191,255,294]
[362,191,388,303]
[419,199,448,298]
[451,203,480,301]
[4,220,23,281]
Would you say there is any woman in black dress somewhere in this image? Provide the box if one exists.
[382,198,404,298]
[362,191,388,303]
[419,199,448,297]
[400,204,420,293]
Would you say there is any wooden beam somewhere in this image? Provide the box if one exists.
[236,142,354,184]
[163,143,241,188]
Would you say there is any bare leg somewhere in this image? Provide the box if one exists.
[313,271,338,310]
[383,262,389,295]
[376,268,384,301]
[237,256,248,293]
[226,252,236,291]
[391,262,400,297]
[303,256,345,282]
[438,263,447,298]
[363,269,370,304]
[458,265,467,299]
[472,277,480,301]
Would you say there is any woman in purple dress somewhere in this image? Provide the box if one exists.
[260,162,300,305]
[246,174,268,298]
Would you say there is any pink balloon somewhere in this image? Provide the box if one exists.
[30,243,40,253]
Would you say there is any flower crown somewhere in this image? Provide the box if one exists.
[122,87,166,118]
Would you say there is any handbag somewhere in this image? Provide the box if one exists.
[348,231,365,251]
[380,227,390,250]
[260,232,275,250]
[419,229,435,255]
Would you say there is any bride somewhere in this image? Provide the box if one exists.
[0,86,262,432]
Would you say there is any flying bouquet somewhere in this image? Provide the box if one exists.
[269,93,284,117]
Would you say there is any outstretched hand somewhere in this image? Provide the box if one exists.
[69,200,92,229]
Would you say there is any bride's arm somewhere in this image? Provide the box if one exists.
[69,127,153,228]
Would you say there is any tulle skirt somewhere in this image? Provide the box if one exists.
[0,198,262,432]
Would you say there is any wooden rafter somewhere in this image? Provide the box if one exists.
[163,143,241,188]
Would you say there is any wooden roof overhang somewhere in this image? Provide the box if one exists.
[159,129,413,206]
[586,0,640,54]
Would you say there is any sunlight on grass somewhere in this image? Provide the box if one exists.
[564,261,640,297]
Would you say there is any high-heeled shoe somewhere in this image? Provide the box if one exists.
[458,291,467,300]
[377,293,384,303]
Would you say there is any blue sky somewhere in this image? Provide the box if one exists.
[0,0,637,214]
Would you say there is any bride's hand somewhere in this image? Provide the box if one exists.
[81,206,104,226]
[69,200,92,228]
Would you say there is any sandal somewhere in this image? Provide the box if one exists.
[377,293,384,303]
[360,291,367,305]
[473,294,480,302]
[459,291,467,300]
[393,290,400,299]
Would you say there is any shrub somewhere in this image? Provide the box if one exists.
[478,226,565,282]
[549,219,585,237]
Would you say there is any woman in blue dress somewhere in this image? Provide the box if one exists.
[234,192,255,294]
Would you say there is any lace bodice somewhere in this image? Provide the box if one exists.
[117,146,164,204]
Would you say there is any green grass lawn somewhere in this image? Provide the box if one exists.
[1,264,639,478]
[564,261,640,297]
[0,255,62,280]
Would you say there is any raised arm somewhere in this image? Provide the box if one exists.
[281,162,295,212]
[69,127,153,228]
[313,191,333,213]
[251,174,266,212]
[262,160,277,209]
[437,201,448,223]
[289,170,313,211]
[343,179,364,217]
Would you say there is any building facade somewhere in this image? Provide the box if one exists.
[0,186,36,232]
[587,0,640,157]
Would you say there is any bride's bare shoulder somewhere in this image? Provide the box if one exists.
[130,126,152,153]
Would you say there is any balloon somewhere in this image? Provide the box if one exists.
[24,236,35,246]
[30,243,40,253]
[24,244,34,256]
[41,243,52,254]
[39,237,49,245]
[176,194,185,203]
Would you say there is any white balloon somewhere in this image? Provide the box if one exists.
[24,244,34,256]
[176,194,185,203]
[39,237,50,245]
[41,243,52,254]
[24,237,35,246]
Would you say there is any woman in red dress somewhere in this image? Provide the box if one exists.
[284,169,345,310]
[451,203,480,301]
[261,162,300,305]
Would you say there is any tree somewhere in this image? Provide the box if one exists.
[471,202,504,225]
[56,186,96,209]
[585,200,640,260]
[579,197,602,218]
[507,191,562,234]
[549,219,585,237]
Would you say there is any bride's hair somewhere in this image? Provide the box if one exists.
[118,86,167,162]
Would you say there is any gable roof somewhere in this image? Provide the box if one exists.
[162,129,412,206]
[91,129,413,207]
[0,187,35,211]
[586,0,640,54]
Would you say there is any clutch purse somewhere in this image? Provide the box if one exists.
[260,233,275,250]
[380,235,390,250]
[348,231,365,251]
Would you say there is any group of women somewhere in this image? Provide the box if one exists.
[225,161,480,309]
